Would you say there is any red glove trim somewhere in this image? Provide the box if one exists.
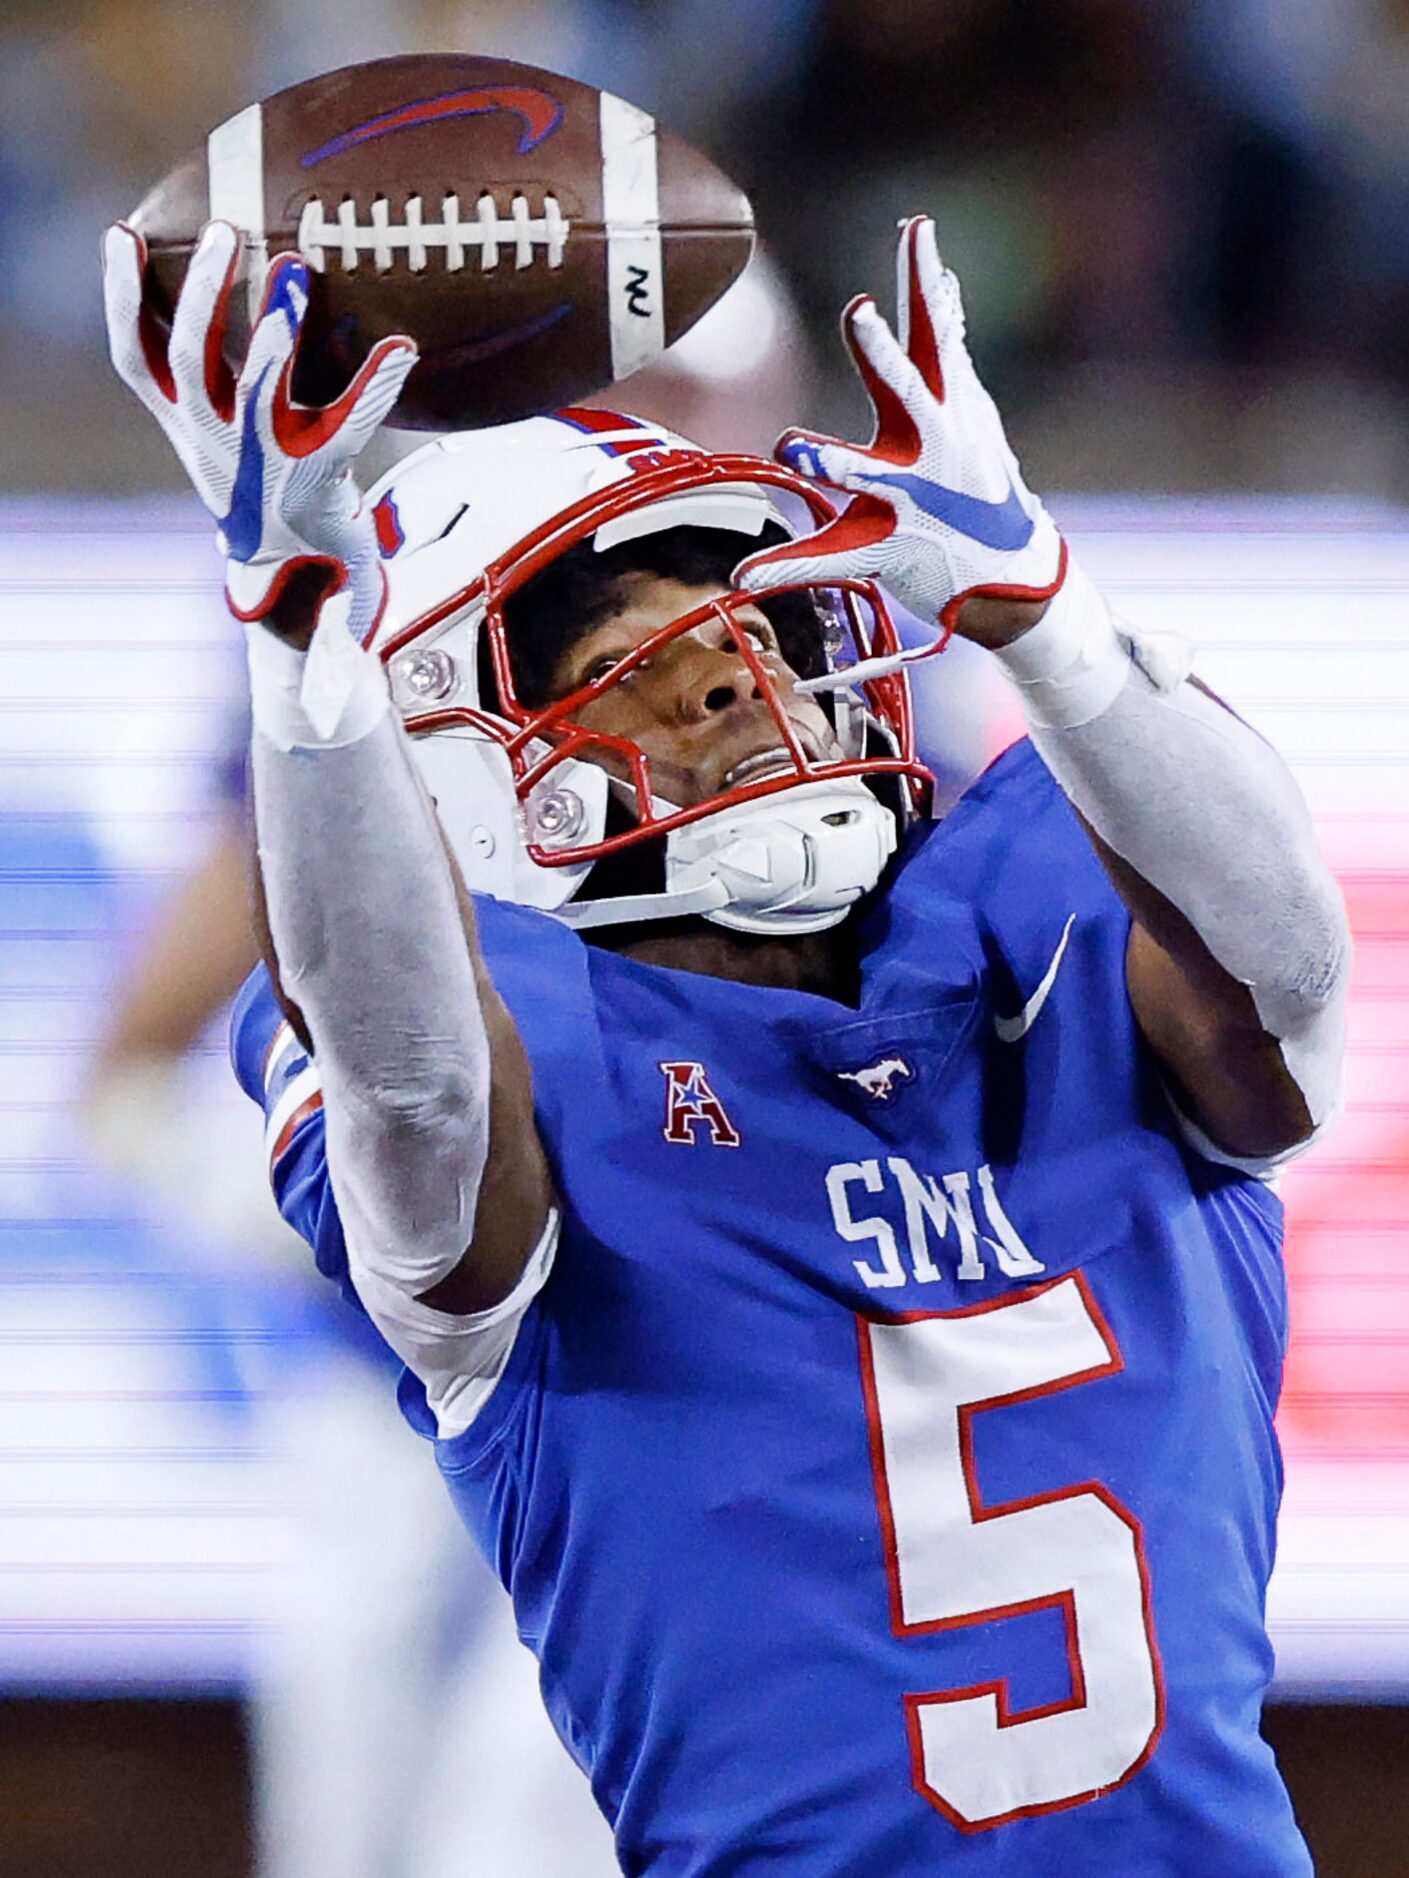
[225,555,347,623]
[844,295,921,464]
[113,224,177,406]
[272,335,417,460]
[937,539,1069,631]
[899,217,945,402]
[202,223,241,423]
[734,493,896,580]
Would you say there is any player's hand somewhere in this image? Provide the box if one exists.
[101,219,417,643]
[735,216,1065,643]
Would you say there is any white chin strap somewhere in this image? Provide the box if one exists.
[555,779,898,935]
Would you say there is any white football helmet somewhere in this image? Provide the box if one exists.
[365,409,936,934]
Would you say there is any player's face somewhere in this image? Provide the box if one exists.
[546,575,843,809]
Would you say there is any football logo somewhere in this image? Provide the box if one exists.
[660,1061,741,1147]
[301,87,565,168]
[837,1055,914,1103]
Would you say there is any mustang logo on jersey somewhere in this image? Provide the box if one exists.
[659,1061,742,1147]
[836,1054,914,1102]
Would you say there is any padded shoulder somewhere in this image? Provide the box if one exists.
[882,738,1125,974]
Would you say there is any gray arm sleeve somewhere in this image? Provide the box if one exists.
[997,561,1351,1167]
[247,617,554,1366]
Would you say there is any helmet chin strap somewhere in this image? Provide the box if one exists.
[553,873,733,932]
[552,779,897,937]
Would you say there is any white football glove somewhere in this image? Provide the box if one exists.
[102,219,417,641]
[736,216,1065,632]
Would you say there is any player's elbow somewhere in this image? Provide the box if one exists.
[359,1062,490,1153]
[331,1054,493,1215]
[1259,873,1352,1038]
[333,1067,493,1275]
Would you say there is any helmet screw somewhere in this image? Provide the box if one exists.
[391,647,458,705]
[468,826,496,860]
[532,789,587,845]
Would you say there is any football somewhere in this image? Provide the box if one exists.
[128,54,755,430]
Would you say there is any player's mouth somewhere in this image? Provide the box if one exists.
[721,743,814,791]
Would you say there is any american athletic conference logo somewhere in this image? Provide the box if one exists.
[659,1061,741,1147]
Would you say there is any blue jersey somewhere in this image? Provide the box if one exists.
[232,742,1309,1876]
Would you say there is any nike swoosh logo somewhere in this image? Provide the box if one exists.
[856,469,1035,551]
[994,915,1077,1042]
[220,361,272,563]
[301,86,563,167]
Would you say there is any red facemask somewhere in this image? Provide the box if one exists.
[381,452,940,874]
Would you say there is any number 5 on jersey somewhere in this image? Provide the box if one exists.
[858,1273,1165,1831]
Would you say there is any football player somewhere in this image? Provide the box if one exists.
[103,212,1346,1874]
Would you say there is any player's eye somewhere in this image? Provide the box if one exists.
[583,650,646,686]
[723,622,775,656]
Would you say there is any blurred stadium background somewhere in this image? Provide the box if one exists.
[2,3,1407,1874]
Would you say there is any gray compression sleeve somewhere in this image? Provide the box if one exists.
[246,616,494,1295]
[994,559,1351,1148]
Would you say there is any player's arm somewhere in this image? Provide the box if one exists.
[980,616,1345,1165]
[102,220,553,1344]
[739,217,1349,1168]
[244,577,553,1317]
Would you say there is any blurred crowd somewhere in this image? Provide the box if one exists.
[3,0,1409,497]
